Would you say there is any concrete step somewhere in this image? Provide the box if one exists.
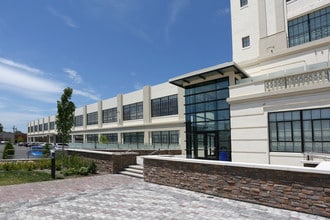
[125,167,143,174]
[120,165,144,179]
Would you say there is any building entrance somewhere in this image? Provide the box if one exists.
[195,132,218,160]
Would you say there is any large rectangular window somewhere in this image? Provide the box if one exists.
[86,134,98,143]
[288,6,330,47]
[49,122,55,130]
[123,102,143,120]
[103,108,117,123]
[87,112,98,125]
[43,123,48,131]
[151,95,178,117]
[75,115,83,127]
[152,130,179,145]
[269,108,330,153]
[102,133,118,144]
[123,132,144,144]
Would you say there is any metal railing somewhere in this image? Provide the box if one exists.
[68,143,181,151]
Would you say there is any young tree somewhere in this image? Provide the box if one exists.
[56,87,76,145]
[0,123,3,132]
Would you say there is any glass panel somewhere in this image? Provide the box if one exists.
[312,109,321,119]
[270,122,277,141]
[313,120,322,141]
[197,134,205,158]
[294,142,302,152]
[322,120,330,141]
[303,110,311,120]
[321,108,330,118]
[303,121,313,141]
[278,122,285,141]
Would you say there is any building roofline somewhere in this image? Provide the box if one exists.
[169,61,248,88]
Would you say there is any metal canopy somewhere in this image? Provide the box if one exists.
[169,61,248,88]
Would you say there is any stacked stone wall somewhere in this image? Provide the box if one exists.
[144,157,330,218]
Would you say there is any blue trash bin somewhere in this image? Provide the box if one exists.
[219,151,229,161]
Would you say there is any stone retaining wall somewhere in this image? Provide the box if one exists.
[143,156,330,218]
[67,149,137,174]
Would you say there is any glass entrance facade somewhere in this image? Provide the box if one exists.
[185,78,231,160]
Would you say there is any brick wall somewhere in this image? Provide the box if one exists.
[144,156,330,218]
[67,149,137,174]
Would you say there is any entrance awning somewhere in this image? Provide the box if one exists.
[169,61,248,88]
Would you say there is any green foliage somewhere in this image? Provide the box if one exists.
[0,123,3,132]
[17,136,24,143]
[79,167,89,176]
[99,134,108,144]
[0,171,52,186]
[43,143,51,157]
[88,160,97,174]
[0,154,97,179]
[2,142,15,159]
[56,87,76,144]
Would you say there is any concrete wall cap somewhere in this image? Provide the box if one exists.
[143,155,330,175]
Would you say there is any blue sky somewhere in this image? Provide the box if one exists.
[0,0,232,133]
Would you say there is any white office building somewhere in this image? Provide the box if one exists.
[28,0,330,166]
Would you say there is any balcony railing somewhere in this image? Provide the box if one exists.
[265,68,330,92]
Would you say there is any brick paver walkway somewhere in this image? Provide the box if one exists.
[0,174,327,219]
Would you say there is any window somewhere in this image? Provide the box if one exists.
[288,6,330,47]
[242,36,250,48]
[240,0,248,7]
[152,131,179,145]
[44,123,48,131]
[87,112,98,125]
[34,125,38,132]
[102,133,118,144]
[123,132,144,144]
[49,122,55,130]
[269,108,330,153]
[123,102,143,120]
[151,95,178,117]
[103,108,117,123]
[86,134,98,143]
[75,115,83,127]
[38,124,43,132]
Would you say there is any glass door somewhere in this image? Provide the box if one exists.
[195,132,218,159]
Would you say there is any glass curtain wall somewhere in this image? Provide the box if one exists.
[185,78,231,160]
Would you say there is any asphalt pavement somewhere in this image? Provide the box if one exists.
[0,174,327,220]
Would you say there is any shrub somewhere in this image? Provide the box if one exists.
[78,167,89,176]
[88,161,97,174]
[43,143,51,157]
[2,142,15,159]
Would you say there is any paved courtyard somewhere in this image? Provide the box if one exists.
[0,174,327,220]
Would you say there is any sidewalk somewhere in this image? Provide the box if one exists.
[0,174,327,219]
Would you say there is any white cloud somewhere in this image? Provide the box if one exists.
[216,7,230,16]
[165,0,190,42]
[74,89,100,101]
[64,68,82,84]
[0,57,43,75]
[48,7,78,28]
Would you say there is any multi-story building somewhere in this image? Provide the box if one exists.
[28,0,330,166]
[27,83,186,151]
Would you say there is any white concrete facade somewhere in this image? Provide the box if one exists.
[28,82,185,152]
[229,0,330,166]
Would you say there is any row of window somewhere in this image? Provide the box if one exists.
[28,122,55,132]
[269,108,330,153]
[240,5,329,49]
[74,130,180,145]
[288,6,330,47]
